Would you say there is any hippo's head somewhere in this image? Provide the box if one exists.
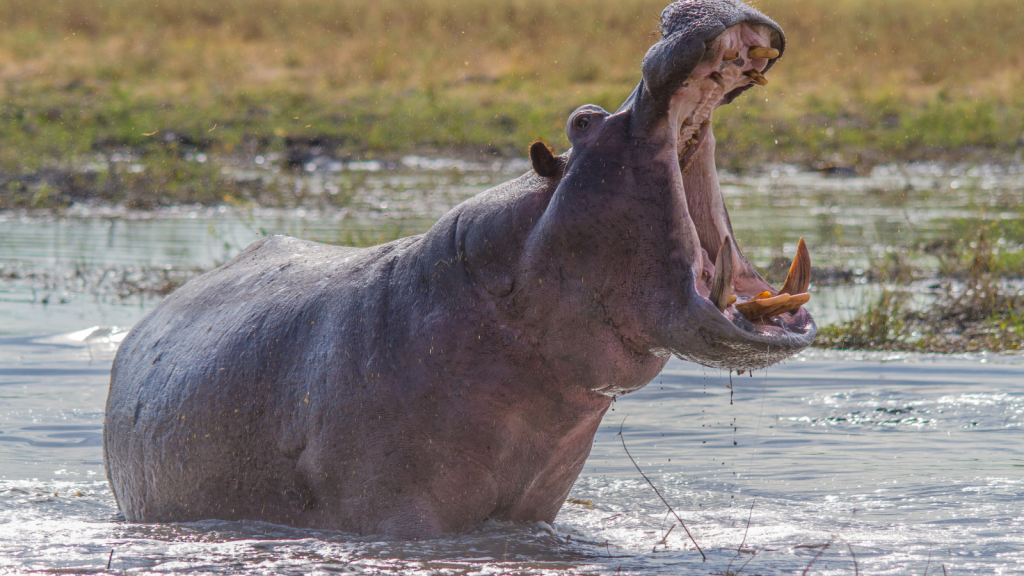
[524,0,814,375]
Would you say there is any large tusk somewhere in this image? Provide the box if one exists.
[736,293,790,320]
[735,238,813,321]
[781,238,811,296]
[722,48,741,61]
[747,46,780,59]
[711,235,735,312]
[761,293,810,318]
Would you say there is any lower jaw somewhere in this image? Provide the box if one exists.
[667,123,814,337]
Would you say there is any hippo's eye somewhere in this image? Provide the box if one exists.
[574,115,591,132]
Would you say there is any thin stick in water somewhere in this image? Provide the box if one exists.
[618,416,706,561]
[838,537,860,576]
[726,498,758,575]
[652,523,676,552]
[800,541,832,576]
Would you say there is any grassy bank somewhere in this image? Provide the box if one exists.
[1,0,1023,208]
[817,228,1024,353]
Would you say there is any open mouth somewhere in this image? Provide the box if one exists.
[666,24,815,349]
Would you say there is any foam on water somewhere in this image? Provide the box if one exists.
[1,328,1022,574]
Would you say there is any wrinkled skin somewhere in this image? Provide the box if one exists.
[104,0,815,538]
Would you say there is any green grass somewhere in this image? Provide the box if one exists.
[817,283,1024,354]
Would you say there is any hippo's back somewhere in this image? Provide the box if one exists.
[103,234,419,524]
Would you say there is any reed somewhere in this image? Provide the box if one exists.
[817,230,1024,353]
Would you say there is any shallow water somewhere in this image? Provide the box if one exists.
[1,159,1023,574]
[2,159,1022,334]
[1,329,1022,574]
[3,158,1024,274]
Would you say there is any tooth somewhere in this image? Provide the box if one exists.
[763,293,810,318]
[735,293,790,320]
[735,238,813,321]
[744,70,768,86]
[723,49,741,61]
[747,47,780,59]
[709,71,726,88]
[682,117,693,126]
[781,238,811,296]
[751,293,789,308]
[710,236,735,312]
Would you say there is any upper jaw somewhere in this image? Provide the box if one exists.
[670,24,778,174]
[618,0,785,136]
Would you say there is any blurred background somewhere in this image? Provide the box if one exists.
[0,0,1022,206]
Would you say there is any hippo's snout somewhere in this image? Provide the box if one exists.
[582,1,815,371]
[623,0,785,135]
[655,5,814,371]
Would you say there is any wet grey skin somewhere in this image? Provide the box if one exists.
[104,0,814,538]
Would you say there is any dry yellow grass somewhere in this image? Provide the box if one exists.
[0,0,1020,99]
[1,0,1023,210]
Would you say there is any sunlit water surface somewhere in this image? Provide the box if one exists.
[1,330,1022,575]
[2,159,1023,574]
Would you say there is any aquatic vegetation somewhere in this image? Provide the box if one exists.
[0,262,205,301]
[818,231,1024,353]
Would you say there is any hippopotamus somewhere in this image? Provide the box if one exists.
[104,0,815,538]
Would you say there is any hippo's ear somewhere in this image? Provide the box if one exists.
[530,142,563,179]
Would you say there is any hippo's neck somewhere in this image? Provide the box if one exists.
[406,170,670,399]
